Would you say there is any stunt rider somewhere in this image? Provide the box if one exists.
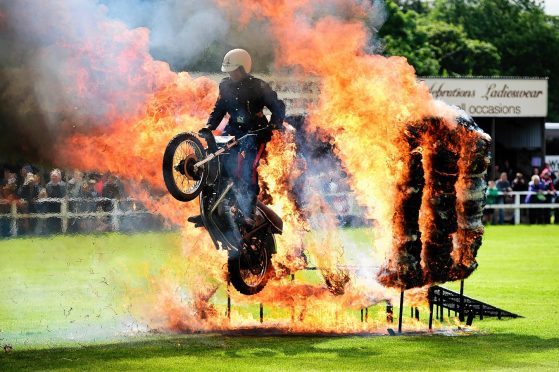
[198,48,285,227]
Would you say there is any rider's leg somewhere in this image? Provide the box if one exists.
[223,146,241,179]
[236,142,266,221]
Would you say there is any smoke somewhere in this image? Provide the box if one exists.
[0,0,389,163]
[99,0,230,70]
[0,0,257,163]
[0,0,167,162]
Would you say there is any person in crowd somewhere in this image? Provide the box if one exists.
[541,169,556,224]
[526,175,546,224]
[34,187,49,235]
[495,172,512,224]
[0,172,18,237]
[532,167,540,176]
[553,171,559,225]
[80,178,99,231]
[101,174,122,203]
[20,164,33,184]
[94,173,105,195]
[484,180,499,224]
[511,172,527,192]
[542,162,556,182]
[101,174,123,231]
[66,170,84,198]
[45,168,67,233]
[46,169,66,196]
[17,172,40,234]
[66,170,84,232]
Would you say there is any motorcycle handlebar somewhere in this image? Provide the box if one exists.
[193,126,275,170]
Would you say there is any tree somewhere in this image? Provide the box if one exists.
[380,1,501,77]
[380,0,559,120]
[431,0,559,119]
[380,1,441,75]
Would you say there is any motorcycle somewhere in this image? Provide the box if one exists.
[162,129,283,295]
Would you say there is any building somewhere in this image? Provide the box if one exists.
[421,77,549,180]
[545,122,559,173]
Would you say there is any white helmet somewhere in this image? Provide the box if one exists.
[221,48,252,73]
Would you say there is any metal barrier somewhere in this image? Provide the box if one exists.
[0,197,155,237]
[485,191,558,225]
[326,190,558,225]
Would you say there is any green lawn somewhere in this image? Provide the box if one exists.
[1,226,559,370]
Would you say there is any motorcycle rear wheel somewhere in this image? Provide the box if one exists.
[162,132,207,202]
[228,230,274,295]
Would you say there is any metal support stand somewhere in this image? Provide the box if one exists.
[439,296,444,322]
[226,277,231,320]
[260,303,264,323]
[459,279,465,322]
[428,299,434,331]
[398,290,404,333]
[466,308,475,326]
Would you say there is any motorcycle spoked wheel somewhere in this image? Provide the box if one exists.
[228,230,274,295]
[162,132,208,202]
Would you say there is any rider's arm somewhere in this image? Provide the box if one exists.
[261,82,285,130]
[206,83,227,130]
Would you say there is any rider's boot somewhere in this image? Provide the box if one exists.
[187,215,204,228]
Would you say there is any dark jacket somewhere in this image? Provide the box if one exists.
[206,75,285,142]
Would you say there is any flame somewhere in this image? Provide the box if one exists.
[33,0,489,333]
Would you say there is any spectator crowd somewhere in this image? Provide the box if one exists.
[485,162,559,225]
[3,159,559,237]
[1,164,128,237]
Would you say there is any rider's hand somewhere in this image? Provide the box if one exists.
[198,127,212,138]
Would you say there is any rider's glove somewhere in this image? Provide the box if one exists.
[198,127,212,138]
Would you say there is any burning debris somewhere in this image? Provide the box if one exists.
[378,114,490,289]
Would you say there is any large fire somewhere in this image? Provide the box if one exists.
[8,0,490,333]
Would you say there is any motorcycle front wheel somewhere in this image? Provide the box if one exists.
[228,230,274,295]
[162,132,208,202]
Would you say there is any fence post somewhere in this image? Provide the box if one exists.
[10,201,17,237]
[61,198,68,233]
[514,193,521,225]
[111,199,120,232]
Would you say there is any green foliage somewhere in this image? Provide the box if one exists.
[381,1,441,75]
[380,0,559,120]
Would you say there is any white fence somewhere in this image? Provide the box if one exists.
[326,191,558,225]
[0,197,155,237]
[485,191,558,225]
[0,191,556,237]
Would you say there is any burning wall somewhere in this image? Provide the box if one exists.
[0,0,490,333]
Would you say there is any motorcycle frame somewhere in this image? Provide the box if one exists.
[196,133,272,253]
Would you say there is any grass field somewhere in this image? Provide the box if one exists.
[1,226,559,370]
